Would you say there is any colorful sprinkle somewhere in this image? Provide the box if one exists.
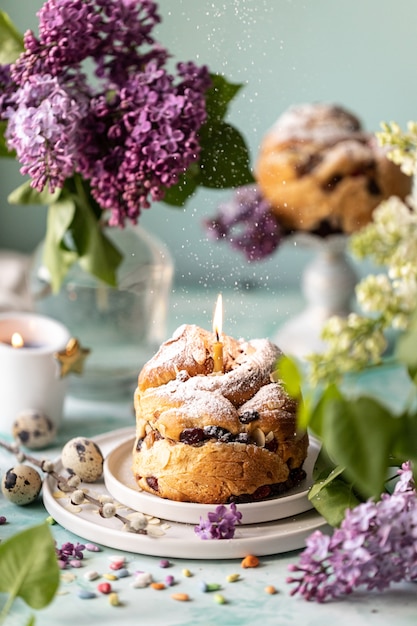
[159,559,171,568]
[84,570,99,581]
[69,559,82,569]
[109,555,126,564]
[213,593,227,604]
[97,582,112,595]
[150,582,166,590]
[200,581,222,592]
[241,555,260,569]
[103,573,118,581]
[264,585,277,595]
[226,573,240,583]
[85,543,100,552]
[61,572,76,583]
[164,575,175,586]
[108,592,120,606]
[171,593,190,602]
[182,568,192,577]
[114,568,129,579]
[132,572,153,588]
[109,560,125,570]
[78,589,96,600]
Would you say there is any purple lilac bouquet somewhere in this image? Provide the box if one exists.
[0,1,252,291]
[287,461,417,602]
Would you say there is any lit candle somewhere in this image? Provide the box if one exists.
[0,312,71,434]
[11,332,24,348]
[4,332,43,349]
[212,294,224,373]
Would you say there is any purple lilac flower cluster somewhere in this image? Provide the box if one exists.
[194,503,243,540]
[204,184,283,262]
[287,462,417,602]
[1,0,211,227]
[55,541,86,568]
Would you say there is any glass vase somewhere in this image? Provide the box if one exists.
[29,225,174,401]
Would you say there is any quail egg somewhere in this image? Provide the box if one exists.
[12,410,57,449]
[61,437,104,482]
[1,464,42,505]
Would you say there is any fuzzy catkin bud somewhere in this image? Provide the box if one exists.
[101,502,117,518]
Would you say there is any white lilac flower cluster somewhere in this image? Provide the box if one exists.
[378,121,417,177]
[287,462,417,601]
[307,195,417,385]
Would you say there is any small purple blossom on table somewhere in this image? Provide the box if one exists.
[55,541,86,568]
[287,461,417,602]
[195,503,242,540]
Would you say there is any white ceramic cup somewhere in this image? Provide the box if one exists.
[0,312,71,434]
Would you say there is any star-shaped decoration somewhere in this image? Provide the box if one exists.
[54,338,91,377]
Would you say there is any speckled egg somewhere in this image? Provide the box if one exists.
[1,464,42,505]
[61,437,104,483]
[12,410,57,449]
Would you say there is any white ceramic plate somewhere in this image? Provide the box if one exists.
[104,432,321,524]
[43,427,328,559]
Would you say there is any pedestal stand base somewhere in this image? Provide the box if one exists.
[274,234,357,359]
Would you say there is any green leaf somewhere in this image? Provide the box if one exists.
[276,355,302,399]
[77,223,123,287]
[162,165,199,206]
[198,121,253,188]
[391,411,417,465]
[42,177,123,291]
[0,523,59,612]
[396,312,417,381]
[8,180,61,206]
[308,449,362,526]
[43,195,78,292]
[306,384,343,438]
[205,74,243,122]
[309,469,362,527]
[322,395,400,499]
[0,121,12,157]
[0,11,24,64]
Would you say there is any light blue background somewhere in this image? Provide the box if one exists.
[0,0,415,287]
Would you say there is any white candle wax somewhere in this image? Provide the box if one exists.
[0,312,71,434]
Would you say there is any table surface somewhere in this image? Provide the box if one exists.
[1,286,416,626]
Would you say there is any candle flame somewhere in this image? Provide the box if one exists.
[213,293,223,341]
[11,332,24,348]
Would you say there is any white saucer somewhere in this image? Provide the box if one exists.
[104,433,321,524]
[43,427,328,559]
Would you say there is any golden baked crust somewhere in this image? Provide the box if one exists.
[132,324,309,504]
[255,103,411,234]
[132,433,309,504]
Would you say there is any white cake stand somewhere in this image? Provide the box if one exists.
[274,233,357,359]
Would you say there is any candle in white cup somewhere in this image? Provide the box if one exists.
[0,312,71,434]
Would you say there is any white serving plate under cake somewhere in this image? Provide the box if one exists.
[43,427,327,558]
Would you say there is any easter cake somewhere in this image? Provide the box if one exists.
[132,324,308,504]
[255,102,412,234]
